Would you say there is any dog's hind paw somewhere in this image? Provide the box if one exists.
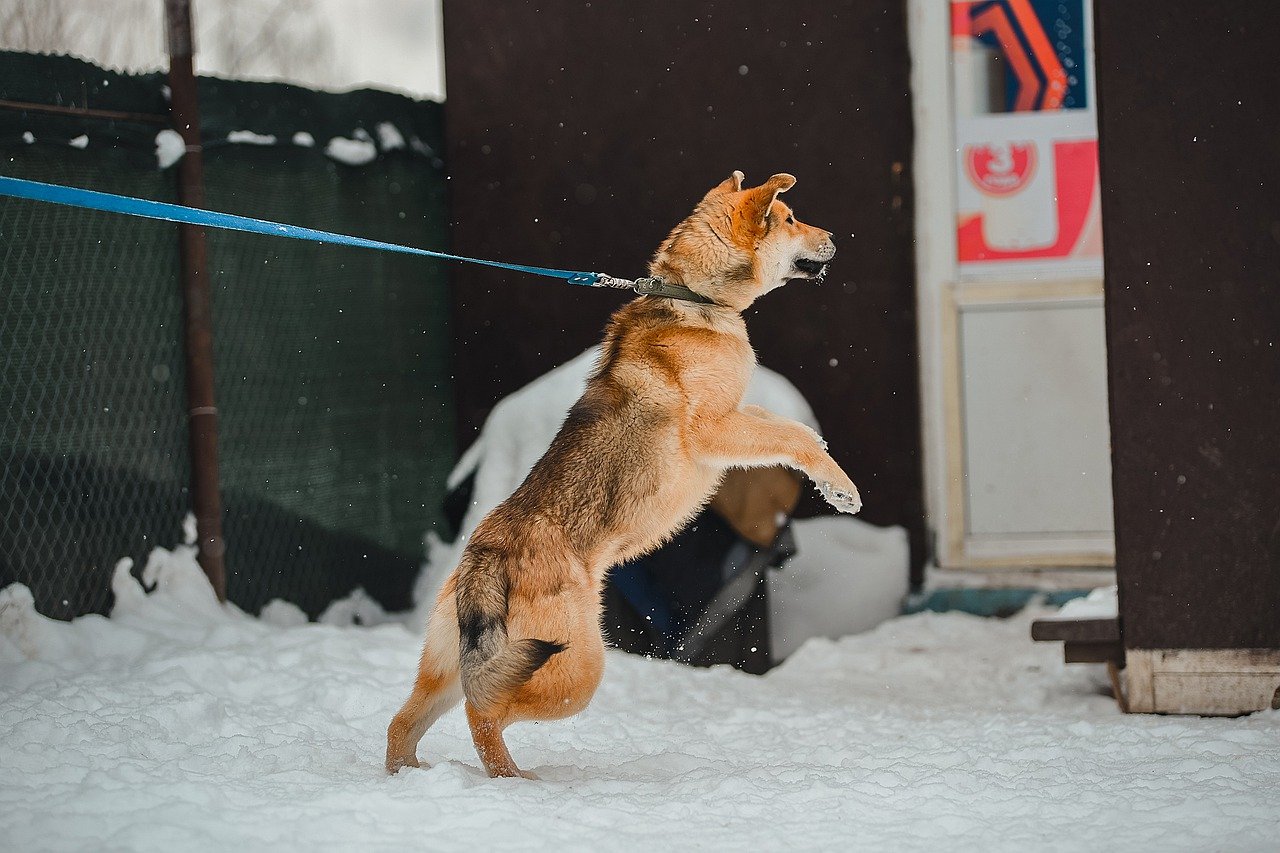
[385,754,422,774]
[817,481,862,515]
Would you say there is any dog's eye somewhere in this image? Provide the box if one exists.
[786,214,795,225]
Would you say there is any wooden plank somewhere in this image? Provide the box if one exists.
[441,1,926,578]
[1096,3,1280,649]
[1125,649,1280,716]
[1142,648,1280,674]
[1063,643,1124,665]
[1153,674,1280,717]
[1125,649,1156,713]
[1031,617,1120,644]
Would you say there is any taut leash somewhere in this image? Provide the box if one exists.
[0,175,716,305]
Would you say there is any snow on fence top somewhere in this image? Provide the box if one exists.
[2,51,444,174]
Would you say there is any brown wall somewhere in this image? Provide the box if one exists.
[441,1,924,573]
[1096,3,1280,648]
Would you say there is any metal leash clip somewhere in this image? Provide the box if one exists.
[589,273,639,291]
[631,277,666,296]
[632,277,717,305]
[589,273,717,305]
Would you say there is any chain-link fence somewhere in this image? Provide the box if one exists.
[1,51,455,619]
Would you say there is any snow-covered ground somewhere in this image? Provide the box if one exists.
[3,547,1277,852]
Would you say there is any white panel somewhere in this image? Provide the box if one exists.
[958,301,1113,537]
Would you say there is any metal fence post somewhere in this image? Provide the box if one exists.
[165,0,227,600]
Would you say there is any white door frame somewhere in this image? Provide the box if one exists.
[907,0,1115,572]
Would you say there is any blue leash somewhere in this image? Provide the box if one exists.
[0,175,717,304]
[0,174,598,284]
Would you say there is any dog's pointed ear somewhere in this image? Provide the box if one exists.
[707,170,745,198]
[741,173,796,226]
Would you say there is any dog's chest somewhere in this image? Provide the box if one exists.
[691,338,754,412]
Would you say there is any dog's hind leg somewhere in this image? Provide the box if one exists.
[465,701,536,779]
[385,668,461,773]
[385,581,463,774]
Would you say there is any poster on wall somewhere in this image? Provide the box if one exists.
[951,0,1103,279]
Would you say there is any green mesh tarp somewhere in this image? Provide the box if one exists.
[0,51,454,618]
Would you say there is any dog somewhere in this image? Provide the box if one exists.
[385,171,860,779]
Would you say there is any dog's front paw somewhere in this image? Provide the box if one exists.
[817,481,862,515]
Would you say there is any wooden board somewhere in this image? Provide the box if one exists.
[1095,3,1280,648]
[1031,617,1122,665]
[1126,649,1280,716]
[441,1,926,579]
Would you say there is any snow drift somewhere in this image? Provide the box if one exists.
[2,546,1276,852]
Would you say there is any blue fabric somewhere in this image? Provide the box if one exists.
[0,175,600,286]
[610,563,676,653]
[903,588,1092,618]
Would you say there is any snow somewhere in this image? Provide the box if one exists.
[325,134,378,165]
[181,510,198,546]
[258,597,309,628]
[770,517,909,660]
[226,130,278,145]
[154,129,185,169]
[68,134,89,149]
[317,586,395,627]
[22,131,34,144]
[413,346,907,647]
[376,121,406,151]
[1045,585,1118,621]
[410,135,435,157]
[292,131,316,148]
[2,546,1277,851]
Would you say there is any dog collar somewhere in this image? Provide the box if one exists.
[591,274,719,305]
[634,277,717,305]
[632,277,719,305]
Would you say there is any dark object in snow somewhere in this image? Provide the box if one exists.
[603,509,795,676]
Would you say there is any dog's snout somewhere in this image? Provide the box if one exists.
[818,238,836,262]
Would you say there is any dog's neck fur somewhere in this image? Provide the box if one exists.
[648,225,791,312]
[646,260,767,314]
[631,293,747,342]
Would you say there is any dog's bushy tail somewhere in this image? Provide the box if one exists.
[456,557,565,712]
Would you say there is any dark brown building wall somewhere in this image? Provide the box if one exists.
[441,2,924,573]
[1095,3,1280,648]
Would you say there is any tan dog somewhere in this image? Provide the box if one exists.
[386,171,860,779]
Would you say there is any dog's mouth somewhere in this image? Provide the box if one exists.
[792,257,829,280]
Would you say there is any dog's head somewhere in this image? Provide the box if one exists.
[649,170,835,310]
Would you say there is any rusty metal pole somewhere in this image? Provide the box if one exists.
[165,0,226,601]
